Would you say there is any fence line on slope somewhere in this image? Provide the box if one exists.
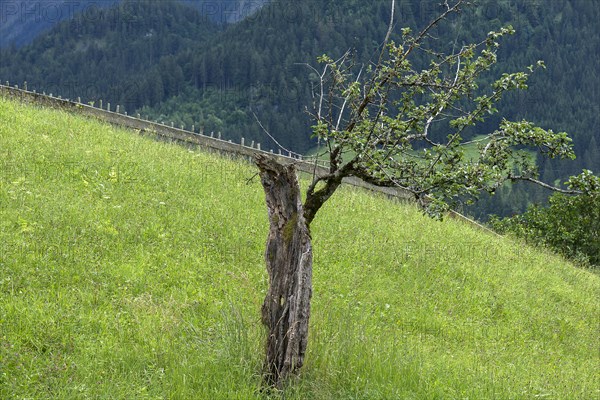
[0,81,495,232]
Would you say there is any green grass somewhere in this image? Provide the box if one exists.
[1,96,598,399]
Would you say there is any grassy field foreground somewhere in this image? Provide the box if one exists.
[0,96,598,399]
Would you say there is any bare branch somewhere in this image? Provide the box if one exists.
[336,65,363,131]
[296,62,327,121]
[252,112,303,158]
[509,175,583,195]
[382,0,396,56]
[403,0,465,59]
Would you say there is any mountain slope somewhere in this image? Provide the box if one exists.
[1,0,220,110]
[0,0,120,48]
[182,0,269,24]
[0,0,268,48]
[1,95,598,399]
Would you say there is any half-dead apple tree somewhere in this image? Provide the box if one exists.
[254,0,581,388]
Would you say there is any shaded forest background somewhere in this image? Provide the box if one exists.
[0,0,598,219]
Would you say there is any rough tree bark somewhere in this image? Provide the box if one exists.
[254,154,313,388]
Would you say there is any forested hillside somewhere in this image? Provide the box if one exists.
[0,1,220,109]
[0,0,597,217]
[0,0,119,48]
[0,0,267,48]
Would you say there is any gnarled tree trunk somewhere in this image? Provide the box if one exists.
[254,154,313,388]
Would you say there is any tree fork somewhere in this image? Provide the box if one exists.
[254,154,313,388]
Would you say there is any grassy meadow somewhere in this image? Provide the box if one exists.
[0,96,598,399]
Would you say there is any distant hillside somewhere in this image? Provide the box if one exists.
[0,0,120,48]
[0,0,268,48]
[1,93,599,399]
[0,0,221,109]
[182,0,269,24]
[0,0,597,217]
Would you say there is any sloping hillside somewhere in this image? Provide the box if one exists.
[0,0,268,48]
[0,0,221,111]
[0,96,598,399]
[0,0,119,48]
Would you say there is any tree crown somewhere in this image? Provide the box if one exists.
[303,0,578,221]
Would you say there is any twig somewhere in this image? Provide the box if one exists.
[509,175,582,194]
[246,172,259,185]
[252,111,303,158]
